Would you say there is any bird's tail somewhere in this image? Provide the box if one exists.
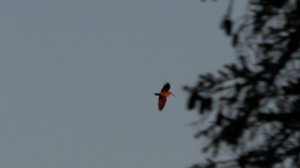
[154,93,160,96]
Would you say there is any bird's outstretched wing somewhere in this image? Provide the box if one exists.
[161,83,170,92]
[158,96,167,111]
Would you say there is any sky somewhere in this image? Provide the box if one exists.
[0,0,243,168]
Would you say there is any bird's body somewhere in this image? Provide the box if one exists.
[154,92,172,97]
[154,83,174,111]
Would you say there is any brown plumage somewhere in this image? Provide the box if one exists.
[154,83,174,111]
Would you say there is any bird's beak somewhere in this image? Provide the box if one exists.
[171,92,175,97]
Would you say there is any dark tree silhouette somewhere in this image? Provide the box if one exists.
[184,0,300,167]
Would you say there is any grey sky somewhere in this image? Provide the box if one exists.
[0,0,242,168]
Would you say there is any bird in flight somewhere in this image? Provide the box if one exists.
[154,82,175,111]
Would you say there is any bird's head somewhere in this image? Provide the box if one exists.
[170,91,175,97]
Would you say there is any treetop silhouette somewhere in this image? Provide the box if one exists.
[185,0,300,167]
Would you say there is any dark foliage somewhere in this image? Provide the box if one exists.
[185,0,300,167]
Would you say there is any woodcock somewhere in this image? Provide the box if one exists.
[154,82,175,111]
